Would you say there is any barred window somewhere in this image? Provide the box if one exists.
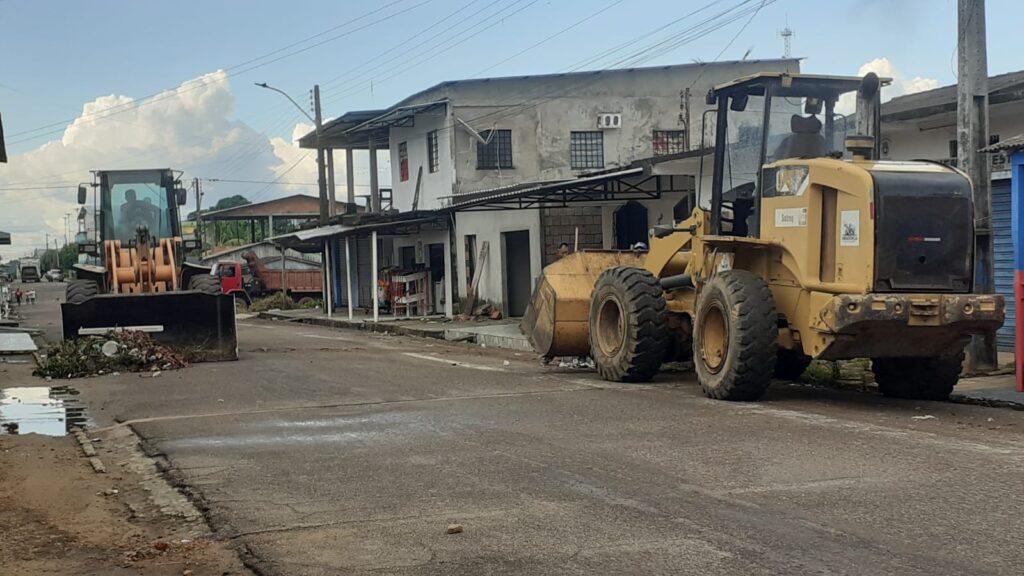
[570,131,604,170]
[652,130,687,156]
[477,129,513,169]
[399,141,409,182]
[427,130,439,173]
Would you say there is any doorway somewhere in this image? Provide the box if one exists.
[615,201,649,248]
[502,230,531,317]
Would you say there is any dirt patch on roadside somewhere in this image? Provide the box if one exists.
[0,430,247,575]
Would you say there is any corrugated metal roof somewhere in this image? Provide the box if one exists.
[882,69,1024,121]
[982,133,1024,153]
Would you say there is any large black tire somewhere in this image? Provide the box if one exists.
[65,280,99,305]
[589,267,669,382]
[872,351,965,401]
[775,348,812,381]
[188,274,222,295]
[694,270,777,401]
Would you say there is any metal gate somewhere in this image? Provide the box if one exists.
[993,179,1014,350]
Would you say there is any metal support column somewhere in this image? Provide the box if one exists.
[369,138,380,213]
[345,148,356,206]
[371,230,379,322]
[345,237,354,321]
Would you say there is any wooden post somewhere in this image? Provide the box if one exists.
[345,148,356,206]
[958,0,997,370]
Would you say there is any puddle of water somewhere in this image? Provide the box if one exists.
[0,386,89,436]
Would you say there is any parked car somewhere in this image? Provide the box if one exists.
[44,269,64,282]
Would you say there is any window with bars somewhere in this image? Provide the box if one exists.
[652,130,687,156]
[427,130,439,173]
[399,141,409,182]
[570,131,604,170]
[476,129,513,169]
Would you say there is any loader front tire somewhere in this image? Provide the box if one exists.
[695,270,777,401]
[872,351,964,401]
[589,267,668,382]
[65,280,99,305]
[188,274,222,295]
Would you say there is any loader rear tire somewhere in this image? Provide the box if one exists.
[695,270,777,401]
[65,280,99,305]
[872,351,964,401]
[188,274,222,295]
[589,267,668,383]
[775,348,812,381]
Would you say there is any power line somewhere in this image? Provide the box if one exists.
[204,178,318,186]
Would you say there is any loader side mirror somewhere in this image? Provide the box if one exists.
[705,90,717,106]
[729,94,748,112]
[77,185,87,205]
[652,225,675,239]
[175,188,187,206]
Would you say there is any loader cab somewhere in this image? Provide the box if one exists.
[90,169,185,246]
[703,73,885,236]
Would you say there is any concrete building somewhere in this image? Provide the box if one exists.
[881,70,1024,350]
[303,58,800,317]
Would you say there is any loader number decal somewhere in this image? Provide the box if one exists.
[841,210,860,247]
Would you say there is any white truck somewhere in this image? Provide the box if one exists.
[19,258,40,283]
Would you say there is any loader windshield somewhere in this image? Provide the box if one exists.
[101,171,174,243]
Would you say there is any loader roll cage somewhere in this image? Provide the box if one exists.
[703,73,887,237]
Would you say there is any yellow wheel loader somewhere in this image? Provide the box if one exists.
[523,72,1004,401]
[62,169,237,361]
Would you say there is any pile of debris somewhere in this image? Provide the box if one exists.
[455,302,503,322]
[34,330,190,379]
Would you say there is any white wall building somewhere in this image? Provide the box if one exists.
[308,59,800,317]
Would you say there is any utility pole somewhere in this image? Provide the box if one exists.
[63,213,70,247]
[958,0,996,370]
[313,84,329,225]
[193,177,203,250]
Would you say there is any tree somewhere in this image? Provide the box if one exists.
[186,194,251,221]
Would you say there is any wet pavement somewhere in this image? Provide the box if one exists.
[0,385,88,435]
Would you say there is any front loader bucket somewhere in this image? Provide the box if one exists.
[521,250,644,358]
[61,291,237,362]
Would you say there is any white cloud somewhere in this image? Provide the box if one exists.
[836,57,939,114]
[0,71,299,261]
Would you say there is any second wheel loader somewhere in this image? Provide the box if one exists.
[523,72,1004,401]
[63,169,237,361]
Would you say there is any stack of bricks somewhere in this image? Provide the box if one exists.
[541,206,603,266]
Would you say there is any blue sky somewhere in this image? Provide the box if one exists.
[2,0,1018,153]
[0,0,1019,256]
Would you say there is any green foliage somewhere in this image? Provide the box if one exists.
[249,292,297,312]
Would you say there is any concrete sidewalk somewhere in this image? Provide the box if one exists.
[955,374,1024,408]
[256,308,533,351]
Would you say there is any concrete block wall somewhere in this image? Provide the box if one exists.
[541,206,603,266]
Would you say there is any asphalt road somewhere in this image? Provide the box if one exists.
[18,288,1024,575]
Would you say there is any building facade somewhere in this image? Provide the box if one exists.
[310,59,800,316]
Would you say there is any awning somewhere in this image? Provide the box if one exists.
[346,100,448,134]
[0,231,9,245]
[270,215,449,253]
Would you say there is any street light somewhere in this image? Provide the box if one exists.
[254,82,328,225]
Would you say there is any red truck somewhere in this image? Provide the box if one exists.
[213,251,322,303]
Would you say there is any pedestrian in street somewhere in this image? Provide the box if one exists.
[14,287,22,306]
[27,290,36,305]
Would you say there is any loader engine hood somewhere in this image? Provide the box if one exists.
[869,167,973,293]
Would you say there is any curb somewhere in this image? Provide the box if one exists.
[256,311,448,341]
